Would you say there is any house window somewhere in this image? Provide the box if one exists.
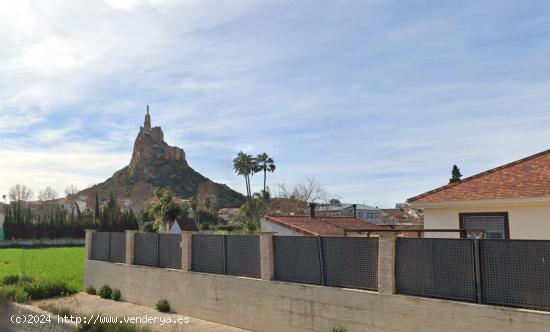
[459,213,510,239]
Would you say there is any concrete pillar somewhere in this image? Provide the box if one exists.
[378,232,397,294]
[125,230,137,265]
[85,229,96,260]
[181,231,193,271]
[260,232,276,280]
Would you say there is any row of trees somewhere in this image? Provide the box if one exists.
[1,184,84,203]
[1,184,138,239]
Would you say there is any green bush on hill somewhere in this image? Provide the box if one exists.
[111,289,121,301]
[86,286,96,295]
[99,285,112,299]
[155,299,170,313]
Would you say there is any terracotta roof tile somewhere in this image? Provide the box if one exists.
[264,215,387,236]
[408,149,550,203]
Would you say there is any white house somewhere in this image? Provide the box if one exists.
[169,218,199,234]
[408,149,550,239]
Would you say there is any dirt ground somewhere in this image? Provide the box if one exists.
[33,292,250,332]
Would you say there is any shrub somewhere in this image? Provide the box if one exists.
[111,289,121,301]
[1,274,33,285]
[155,299,170,313]
[14,290,31,304]
[22,280,74,300]
[0,285,18,302]
[85,286,96,295]
[329,328,347,332]
[98,285,112,299]
[1,275,20,285]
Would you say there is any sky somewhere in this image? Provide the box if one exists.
[1,0,550,207]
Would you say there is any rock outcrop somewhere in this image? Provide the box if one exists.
[80,106,244,211]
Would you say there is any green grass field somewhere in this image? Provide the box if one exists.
[0,247,84,290]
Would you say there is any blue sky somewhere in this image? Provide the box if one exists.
[1,0,550,207]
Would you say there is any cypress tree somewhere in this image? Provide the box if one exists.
[449,165,463,183]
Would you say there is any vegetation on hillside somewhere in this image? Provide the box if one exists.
[143,187,190,232]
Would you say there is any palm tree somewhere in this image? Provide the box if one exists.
[233,152,256,198]
[256,153,276,195]
[189,196,199,227]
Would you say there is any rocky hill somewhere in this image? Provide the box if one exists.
[79,106,244,211]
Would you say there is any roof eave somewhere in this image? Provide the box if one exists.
[410,196,550,209]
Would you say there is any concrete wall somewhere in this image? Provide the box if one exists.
[85,259,550,332]
[424,204,550,239]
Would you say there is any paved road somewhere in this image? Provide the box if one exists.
[33,292,251,332]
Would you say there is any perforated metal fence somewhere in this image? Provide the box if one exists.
[159,234,182,269]
[273,236,380,288]
[273,236,323,285]
[91,232,110,261]
[134,233,159,267]
[109,232,126,263]
[396,238,478,302]
[192,234,225,274]
[91,232,126,263]
[321,237,378,290]
[190,234,261,277]
[226,235,261,278]
[480,240,550,310]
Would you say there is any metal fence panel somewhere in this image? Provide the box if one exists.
[91,232,110,261]
[481,240,550,310]
[396,238,477,302]
[109,232,126,263]
[134,233,159,267]
[274,236,322,285]
[159,234,182,269]
[321,237,378,290]
[226,235,260,278]
[192,234,224,274]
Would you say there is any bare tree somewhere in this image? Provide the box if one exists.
[65,185,81,214]
[38,186,59,202]
[8,184,34,202]
[272,177,329,215]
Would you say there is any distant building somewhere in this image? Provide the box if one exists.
[262,215,388,236]
[218,208,240,224]
[381,203,423,224]
[317,203,383,224]
[169,217,199,234]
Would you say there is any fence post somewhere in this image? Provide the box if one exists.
[474,239,483,303]
[260,232,276,280]
[378,232,397,294]
[125,230,136,265]
[181,231,193,271]
[85,229,96,260]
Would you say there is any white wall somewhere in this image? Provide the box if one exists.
[423,203,550,239]
[261,219,302,236]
